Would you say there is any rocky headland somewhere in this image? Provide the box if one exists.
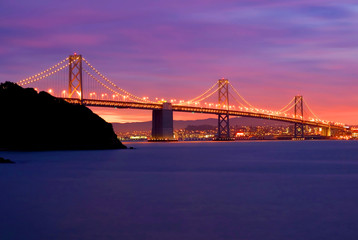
[0,82,126,150]
[0,157,14,163]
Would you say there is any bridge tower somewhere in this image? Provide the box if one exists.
[216,78,231,140]
[68,54,83,102]
[294,95,304,139]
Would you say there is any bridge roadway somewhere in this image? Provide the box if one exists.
[62,98,345,130]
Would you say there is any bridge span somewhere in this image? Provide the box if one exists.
[16,54,350,140]
[64,98,347,140]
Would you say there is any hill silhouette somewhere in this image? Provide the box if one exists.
[112,117,290,133]
[0,82,126,150]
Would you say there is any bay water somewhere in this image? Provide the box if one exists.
[1,141,358,240]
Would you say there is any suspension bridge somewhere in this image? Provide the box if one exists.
[16,54,349,140]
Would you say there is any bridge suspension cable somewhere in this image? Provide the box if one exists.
[17,62,71,86]
[189,84,222,103]
[186,82,219,103]
[278,97,295,112]
[229,93,248,108]
[16,58,69,86]
[302,99,321,120]
[228,82,255,108]
[83,58,156,103]
[84,70,149,103]
[280,100,298,113]
[84,70,125,98]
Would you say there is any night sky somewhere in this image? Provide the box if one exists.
[1,0,357,124]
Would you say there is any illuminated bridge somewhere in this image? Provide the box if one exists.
[16,54,350,140]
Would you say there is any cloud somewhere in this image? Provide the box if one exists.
[9,33,107,48]
[1,0,357,124]
[299,5,352,19]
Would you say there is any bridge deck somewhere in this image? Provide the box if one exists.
[62,98,346,130]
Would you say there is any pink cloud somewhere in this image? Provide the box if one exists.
[1,0,357,124]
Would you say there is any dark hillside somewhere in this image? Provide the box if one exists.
[0,82,126,150]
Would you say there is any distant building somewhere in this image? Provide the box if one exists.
[351,127,358,138]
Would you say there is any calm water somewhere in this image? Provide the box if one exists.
[1,141,358,240]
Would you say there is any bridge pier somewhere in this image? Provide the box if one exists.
[151,103,175,141]
[321,126,331,137]
[294,123,305,139]
[216,113,231,140]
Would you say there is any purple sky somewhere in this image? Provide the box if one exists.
[1,0,357,124]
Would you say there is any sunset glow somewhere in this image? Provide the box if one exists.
[1,0,357,124]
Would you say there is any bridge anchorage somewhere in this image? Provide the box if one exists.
[151,103,175,141]
[15,54,349,141]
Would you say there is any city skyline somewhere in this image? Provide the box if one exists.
[1,0,357,124]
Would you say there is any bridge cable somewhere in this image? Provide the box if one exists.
[228,82,255,108]
[189,85,222,103]
[302,99,321,121]
[186,82,219,103]
[17,62,71,86]
[17,58,69,85]
[280,100,299,114]
[278,97,295,112]
[84,70,146,103]
[83,58,156,104]
[229,92,249,108]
